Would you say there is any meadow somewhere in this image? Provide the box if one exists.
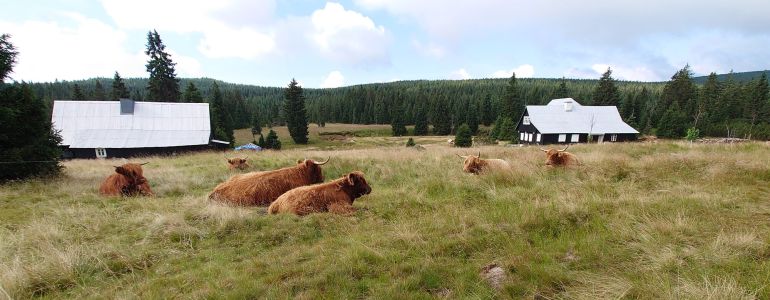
[1,125,770,299]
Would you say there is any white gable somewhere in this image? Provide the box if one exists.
[525,98,638,134]
[52,100,211,148]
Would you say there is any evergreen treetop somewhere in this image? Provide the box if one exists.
[111,71,130,100]
[283,78,309,144]
[592,68,620,106]
[145,30,180,102]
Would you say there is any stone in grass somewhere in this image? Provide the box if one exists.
[480,263,506,291]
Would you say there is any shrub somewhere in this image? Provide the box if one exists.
[454,124,472,147]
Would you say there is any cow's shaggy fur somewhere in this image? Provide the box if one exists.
[226,157,250,170]
[99,163,154,197]
[268,171,372,216]
[209,159,327,206]
[459,154,512,174]
[541,145,579,166]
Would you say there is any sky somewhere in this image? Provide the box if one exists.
[1,0,769,88]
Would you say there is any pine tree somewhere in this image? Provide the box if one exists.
[481,94,494,126]
[251,114,262,141]
[257,134,266,149]
[110,71,130,100]
[699,73,721,127]
[71,84,85,100]
[182,82,203,103]
[592,68,620,106]
[656,102,688,138]
[0,36,61,180]
[489,116,503,140]
[283,79,309,144]
[659,65,696,119]
[265,129,281,150]
[432,97,452,135]
[454,124,472,147]
[92,80,106,100]
[466,102,479,135]
[745,73,769,139]
[413,104,428,135]
[497,117,516,141]
[500,73,523,119]
[0,34,17,83]
[209,82,234,145]
[145,30,180,102]
[391,97,407,136]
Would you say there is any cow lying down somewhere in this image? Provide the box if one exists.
[458,152,512,174]
[99,162,154,197]
[540,145,579,166]
[268,171,372,216]
[209,158,329,206]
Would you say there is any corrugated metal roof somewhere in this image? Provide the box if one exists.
[526,98,639,134]
[52,100,211,148]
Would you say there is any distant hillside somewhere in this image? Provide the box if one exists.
[692,70,770,84]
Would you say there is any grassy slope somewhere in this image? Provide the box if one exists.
[1,132,770,299]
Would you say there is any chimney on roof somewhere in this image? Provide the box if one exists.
[564,101,573,112]
[120,98,134,115]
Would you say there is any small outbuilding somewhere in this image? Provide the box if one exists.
[516,98,638,145]
[52,99,216,158]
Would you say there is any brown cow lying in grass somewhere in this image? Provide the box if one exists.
[226,157,250,170]
[99,162,154,197]
[268,171,372,216]
[458,152,512,174]
[209,158,329,206]
[540,145,579,166]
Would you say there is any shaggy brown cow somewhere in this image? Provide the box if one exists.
[540,145,579,166]
[99,163,154,197]
[268,171,372,216]
[208,158,329,206]
[458,152,512,174]
[226,157,250,170]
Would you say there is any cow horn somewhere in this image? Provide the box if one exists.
[539,148,548,152]
[559,145,569,152]
[477,151,481,158]
[456,154,464,159]
[139,162,149,165]
[315,157,330,165]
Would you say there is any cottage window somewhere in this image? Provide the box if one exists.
[611,134,618,142]
[571,134,579,143]
[523,116,530,125]
[520,132,525,141]
[529,133,534,142]
[95,148,107,158]
[558,134,566,142]
[536,133,541,142]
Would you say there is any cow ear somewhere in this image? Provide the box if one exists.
[346,173,356,185]
[114,166,126,175]
[297,159,303,164]
[305,160,315,167]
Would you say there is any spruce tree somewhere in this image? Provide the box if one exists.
[657,102,688,138]
[209,82,234,145]
[745,73,769,139]
[500,72,523,119]
[592,68,619,106]
[0,36,62,180]
[257,134,266,149]
[391,98,407,136]
[481,94,494,126]
[92,80,106,100]
[413,104,428,135]
[251,114,262,141]
[283,79,309,144]
[110,71,129,100]
[145,30,180,102]
[265,129,281,150]
[182,82,203,103]
[454,124,472,147]
[489,116,503,140]
[497,118,516,141]
[659,65,696,119]
[467,102,479,135]
[554,77,569,99]
[432,97,452,135]
[699,73,721,127]
[71,84,85,100]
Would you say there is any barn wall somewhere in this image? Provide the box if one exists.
[68,145,213,159]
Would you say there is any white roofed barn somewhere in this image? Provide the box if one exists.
[51,99,216,158]
[515,98,638,145]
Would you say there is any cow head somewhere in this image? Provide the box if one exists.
[540,145,569,165]
[114,162,148,186]
[226,157,250,170]
[341,171,372,199]
[458,152,483,174]
[297,157,330,183]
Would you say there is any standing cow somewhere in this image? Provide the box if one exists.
[209,158,329,206]
[458,152,512,174]
[226,157,250,170]
[268,171,372,216]
[540,145,579,166]
[99,162,154,197]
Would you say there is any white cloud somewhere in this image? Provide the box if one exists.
[0,13,203,82]
[490,65,535,78]
[101,0,276,60]
[319,71,345,88]
[450,68,471,80]
[412,39,445,59]
[310,2,390,65]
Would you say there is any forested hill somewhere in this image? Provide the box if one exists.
[691,70,770,85]
[26,68,770,140]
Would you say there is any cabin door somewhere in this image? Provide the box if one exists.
[597,135,604,143]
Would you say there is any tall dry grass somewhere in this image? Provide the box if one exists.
[1,140,769,298]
